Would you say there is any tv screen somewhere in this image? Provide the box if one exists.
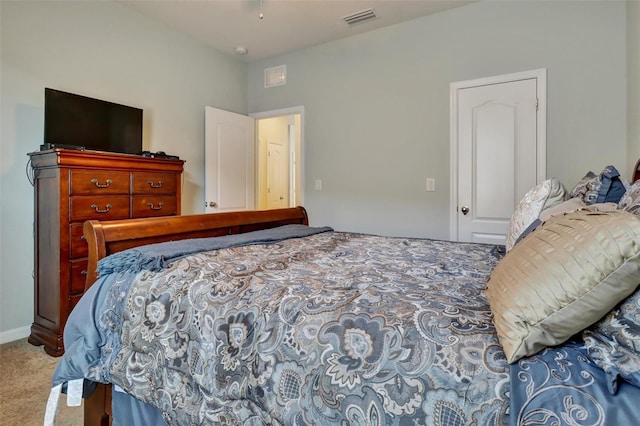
[44,88,143,154]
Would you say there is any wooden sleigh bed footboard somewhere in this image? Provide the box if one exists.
[66,194,640,425]
[81,207,309,426]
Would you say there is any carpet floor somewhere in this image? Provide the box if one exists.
[0,338,83,425]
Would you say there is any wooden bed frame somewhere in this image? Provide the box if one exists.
[80,207,309,426]
[63,161,640,425]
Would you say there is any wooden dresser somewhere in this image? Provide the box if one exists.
[27,149,185,356]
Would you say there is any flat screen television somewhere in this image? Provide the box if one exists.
[44,88,143,154]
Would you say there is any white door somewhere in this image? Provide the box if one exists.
[450,69,546,244]
[267,140,288,209]
[205,106,255,213]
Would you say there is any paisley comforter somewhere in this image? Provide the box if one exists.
[52,225,640,425]
[54,226,508,425]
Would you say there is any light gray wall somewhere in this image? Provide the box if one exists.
[629,0,640,172]
[0,0,633,340]
[248,0,628,237]
[0,1,246,339]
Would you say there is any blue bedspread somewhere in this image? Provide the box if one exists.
[52,225,639,425]
[97,224,333,276]
[510,341,640,426]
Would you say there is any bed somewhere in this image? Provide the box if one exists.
[47,173,640,425]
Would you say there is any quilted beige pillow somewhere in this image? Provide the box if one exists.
[505,178,567,251]
[487,209,640,363]
[538,197,586,221]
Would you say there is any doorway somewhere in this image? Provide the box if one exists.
[252,107,304,210]
[449,69,547,243]
[204,106,303,213]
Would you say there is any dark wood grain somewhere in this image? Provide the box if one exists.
[27,149,184,357]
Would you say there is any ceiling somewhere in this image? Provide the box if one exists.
[120,0,475,62]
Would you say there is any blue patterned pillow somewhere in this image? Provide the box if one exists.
[570,171,597,199]
[583,286,640,393]
[619,180,640,217]
[571,165,628,205]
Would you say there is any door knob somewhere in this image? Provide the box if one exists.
[208,201,218,208]
[461,206,470,215]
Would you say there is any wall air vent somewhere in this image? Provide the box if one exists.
[265,65,287,88]
[343,8,377,26]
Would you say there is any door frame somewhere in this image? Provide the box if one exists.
[251,106,305,207]
[449,69,547,241]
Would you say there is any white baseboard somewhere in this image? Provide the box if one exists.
[0,326,30,344]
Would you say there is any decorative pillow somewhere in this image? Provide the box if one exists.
[583,286,640,393]
[589,202,620,211]
[514,201,615,246]
[538,200,615,224]
[486,209,640,363]
[619,180,640,217]
[538,197,586,221]
[513,219,541,246]
[570,171,597,199]
[570,165,628,205]
[505,178,567,251]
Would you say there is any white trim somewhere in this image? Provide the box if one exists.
[0,325,30,344]
[449,69,547,241]
[250,105,304,120]
[288,124,296,205]
[250,106,306,207]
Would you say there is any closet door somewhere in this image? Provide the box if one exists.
[451,70,546,244]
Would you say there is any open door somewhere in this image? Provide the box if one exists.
[204,106,255,213]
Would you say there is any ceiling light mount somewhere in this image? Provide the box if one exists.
[235,46,248,55]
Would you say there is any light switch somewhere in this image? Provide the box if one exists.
[426,178,435,192]
[315,179,322,191]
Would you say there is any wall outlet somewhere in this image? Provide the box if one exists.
[426,178,435,192]
[315,179,322,191]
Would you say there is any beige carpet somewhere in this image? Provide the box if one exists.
[0,339,84,425]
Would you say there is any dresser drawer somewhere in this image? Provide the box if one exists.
[69,223,88,258]
[132,172,177,195]
[132,195,178,218]
[69,170,130,195]
[70,259,88,295]
[70,195,130,221]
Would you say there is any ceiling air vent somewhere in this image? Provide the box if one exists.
[265,65,287,88]
[343,8,377,27]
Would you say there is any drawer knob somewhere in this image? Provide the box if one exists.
[90,203,112,214]
[147,180,163,188]
[81,270,87,276]
[146,201,164,211]
[90,178,112,188]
